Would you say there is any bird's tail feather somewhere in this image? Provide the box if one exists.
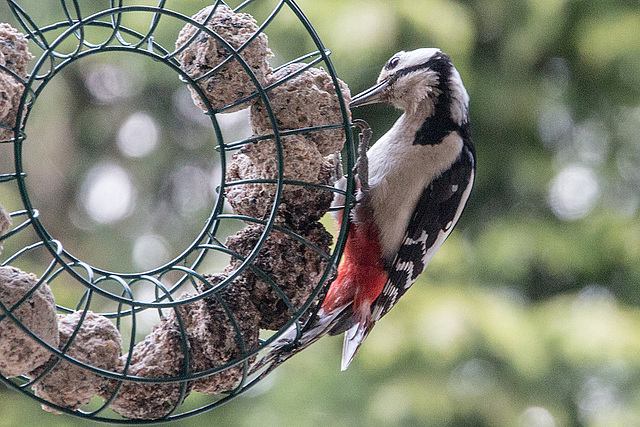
[341,324,366,371]
[251,305,349,374]
[340,304,372,371]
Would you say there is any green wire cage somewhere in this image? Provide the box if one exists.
[0,0,356,422]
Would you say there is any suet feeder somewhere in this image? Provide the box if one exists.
[0,0,356,421]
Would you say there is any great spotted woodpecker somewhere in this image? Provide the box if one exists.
[261,48,475,371]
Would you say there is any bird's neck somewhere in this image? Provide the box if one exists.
[394,94,464,146]
[388,101,436,143]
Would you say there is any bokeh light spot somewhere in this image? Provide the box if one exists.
[448,359,497,397]
[117,112,159,158]
[79,162,136,224]
[519,406,557,427]
[548,165,600,220]
[132,234,171,271]
[83,63,142,103]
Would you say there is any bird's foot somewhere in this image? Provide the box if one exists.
[327,152,344,184]
[352,119,372,194]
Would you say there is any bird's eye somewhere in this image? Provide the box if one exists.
[387,56,400,70]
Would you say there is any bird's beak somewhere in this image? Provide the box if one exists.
[350,78,390,108]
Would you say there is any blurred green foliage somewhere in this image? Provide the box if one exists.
[1,0,640,426]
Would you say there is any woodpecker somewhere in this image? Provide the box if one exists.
[260,48,475,372]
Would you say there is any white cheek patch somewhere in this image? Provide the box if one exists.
[391,70,440,114]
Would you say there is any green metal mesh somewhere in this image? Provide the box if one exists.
[0,0,356,422]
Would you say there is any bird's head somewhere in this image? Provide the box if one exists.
[350,48,469,123]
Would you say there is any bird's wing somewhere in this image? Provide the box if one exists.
[339,142,474,371]
[370,142,475,324]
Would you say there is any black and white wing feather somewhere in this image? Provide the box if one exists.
[370,141,475,324]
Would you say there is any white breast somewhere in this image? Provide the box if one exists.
[362,114,464,260]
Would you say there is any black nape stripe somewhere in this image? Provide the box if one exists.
[409,53,461,146]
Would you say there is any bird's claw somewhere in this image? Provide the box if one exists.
[352,119,372,194]
[327,152,343,184]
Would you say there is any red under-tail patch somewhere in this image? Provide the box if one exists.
[322,213,388,315]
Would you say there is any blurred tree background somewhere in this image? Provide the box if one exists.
[1,0,640,426]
